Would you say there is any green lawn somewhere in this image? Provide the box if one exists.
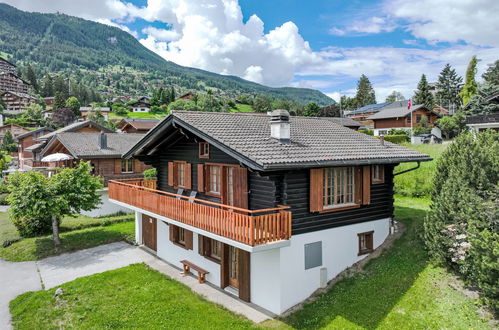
[10,263,256,329]
[109,112,168,120]
[282,195,492,329]
[0,212,135,261]
[394,143,448,197]
[233,103,254,112]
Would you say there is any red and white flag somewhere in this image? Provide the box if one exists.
[407,99,412,110]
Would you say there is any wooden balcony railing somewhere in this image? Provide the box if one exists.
[108,178,292,246]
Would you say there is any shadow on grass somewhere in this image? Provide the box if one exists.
[282,205,429,329]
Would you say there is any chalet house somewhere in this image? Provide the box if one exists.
[44,97,55,107]
[0,72,29,95]
[177,92,196,101]
[323,117,361,130]
[16,127,55,168]
[1,91,36,114]
[0,57,17,75]
[17,121,112,169]
[466,113,499,133]
[79,106,111,121]
[368,104,441,136]
[0,123,31,142]
[108,110,430,314]
[347,101,407,128]
[116,119,160,134]
[130,97,151,113]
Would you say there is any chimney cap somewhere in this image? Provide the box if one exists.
[270,109,290,122]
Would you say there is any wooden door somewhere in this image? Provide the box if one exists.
[228,246,239,288]
[141,215,157,251]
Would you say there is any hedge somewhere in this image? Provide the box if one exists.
[374,135,409,144]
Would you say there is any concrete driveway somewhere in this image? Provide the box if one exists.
[0,242,155,330]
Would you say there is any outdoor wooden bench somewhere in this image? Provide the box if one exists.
[180,260,209,283]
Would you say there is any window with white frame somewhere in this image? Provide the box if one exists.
[323,167,356,209]
[121,159,134,173]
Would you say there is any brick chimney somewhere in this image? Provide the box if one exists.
[270,109,290,144]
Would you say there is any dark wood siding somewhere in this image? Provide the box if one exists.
[276,165,395,235]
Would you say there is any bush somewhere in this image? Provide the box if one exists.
[424,130,499,313]
[389,129,409,136]
[143,168,157,178]
[359,129,374,135]
[375,135,408,144]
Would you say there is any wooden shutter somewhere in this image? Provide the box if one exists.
[309,168,324,212]
[198,234,204,255]
[114,159,121,174]
[238,249,251,302]
[185,229,193,250]
[169,224,176,242]
[220,243,230,288]
[233,167,248,209]
[185,163,192,190]
[362,166,371,205]
[355,167,363,205]
[167,162,174,186]
[197,164,205,192]
[367,232,374,250]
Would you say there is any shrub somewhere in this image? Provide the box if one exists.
[359,129,374,136]
[143,168,157,178]
[389,129,409,136]
[424,130,499,313]
[375,135,408,144]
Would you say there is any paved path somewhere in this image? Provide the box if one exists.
[0,242,270,329]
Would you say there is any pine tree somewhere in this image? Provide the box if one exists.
[53,92,66,110]
[170,86,176,103]
[482,60,499,87]
[385,91,405,102]
[435,64,463,112]
[459,55,479,106]
[25,65,39,93]
[355,75,376,107]
[413,74,434,109]
[42,75,54,97]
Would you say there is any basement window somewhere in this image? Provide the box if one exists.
[358,231,374,255]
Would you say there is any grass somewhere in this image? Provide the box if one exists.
[10,263,256,329]
[233,103,254,112]
[394,143,448,197]
[109,112,167,120]
[282,195,491,329]
[0,212,135,261]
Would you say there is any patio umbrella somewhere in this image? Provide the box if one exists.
[41,153,74,162]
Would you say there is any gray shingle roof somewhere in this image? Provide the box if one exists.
[15,127,54,141]
[46,133,143,158]
[368,104,425,120]
[38,121,114,141]
[322,117,361,127]
[127,111,431,170]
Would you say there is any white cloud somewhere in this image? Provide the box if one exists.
[141,26,179,41]
[96,19,138,38]
[330,16,397,36]
[386,0,499,47]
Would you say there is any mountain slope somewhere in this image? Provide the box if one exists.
[0,3,333,105]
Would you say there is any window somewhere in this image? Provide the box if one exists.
[168,161,191,190]
[416,114,422,123]
[199,142,210,158]
[121,159,134,173]
[207,165,221,195]
[176,162,185,188]
[177,227,186,245]
[199,236,222,263]
[371,165,384,184]
[169,224,193,250]
[323,167,356,209]
[358,231,374,255]
[378,130,388,136]
[407,114,412,123]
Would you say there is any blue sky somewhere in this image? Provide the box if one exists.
[4,0,499,102]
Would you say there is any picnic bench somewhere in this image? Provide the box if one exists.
[180,260,209,283]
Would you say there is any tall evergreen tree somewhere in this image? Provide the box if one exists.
[25,65,39,93]
[385,91,405,102]
[53,92,66,110]
[413,74,434,109]
[53,75,69,99]
[170,86,176,103]
[482,60,499,87]
[355,75,376,107]
[459,55,479,106]
[42,74,54,97]
[435,63,463,112]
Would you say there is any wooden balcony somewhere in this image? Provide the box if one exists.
[108,178,292,246]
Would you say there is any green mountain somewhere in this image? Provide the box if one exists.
[0,3,333,105]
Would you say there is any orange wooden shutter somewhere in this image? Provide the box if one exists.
[355,167,363,205]
[309,168,324,212]
[197,164,205,192]
[185,229,193,250]
[114,159,121,174]
[198,234,204,255]
[169,224,176,242]
[167,162,174,186]
[233,167,248,209]
[185,163,192,190]
[362,166,371,205]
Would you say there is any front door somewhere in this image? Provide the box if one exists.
[228,246,239,288]
[141,215,157,251]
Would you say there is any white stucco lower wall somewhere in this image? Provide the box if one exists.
[80,190,132,217]
[155,218,222,286]
[251,217,390,314]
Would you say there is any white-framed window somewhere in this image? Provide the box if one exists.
[372,165,384,184]
[323,167,356,209]
[121,159,134,173]
[207,165,221,195]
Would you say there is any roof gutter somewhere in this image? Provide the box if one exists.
[393,161,421,176]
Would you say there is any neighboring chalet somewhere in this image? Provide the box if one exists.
[80,106,111,121]
[0,57,17,75]
[44,97,55,107]
[0,72,29,94]
[116,119,160,134]
[108,110,430,314]
[177,92,196,101]
[466,113,499,133]
[1,91,36,114]
[368,104,441,136]
[322,117,361,130]
[0,123,30,142]
[347,100,407,128]
[17,121,112,169]
[130,97,151,113]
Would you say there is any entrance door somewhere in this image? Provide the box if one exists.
[141,215,157,251]
[228,246,239,288]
